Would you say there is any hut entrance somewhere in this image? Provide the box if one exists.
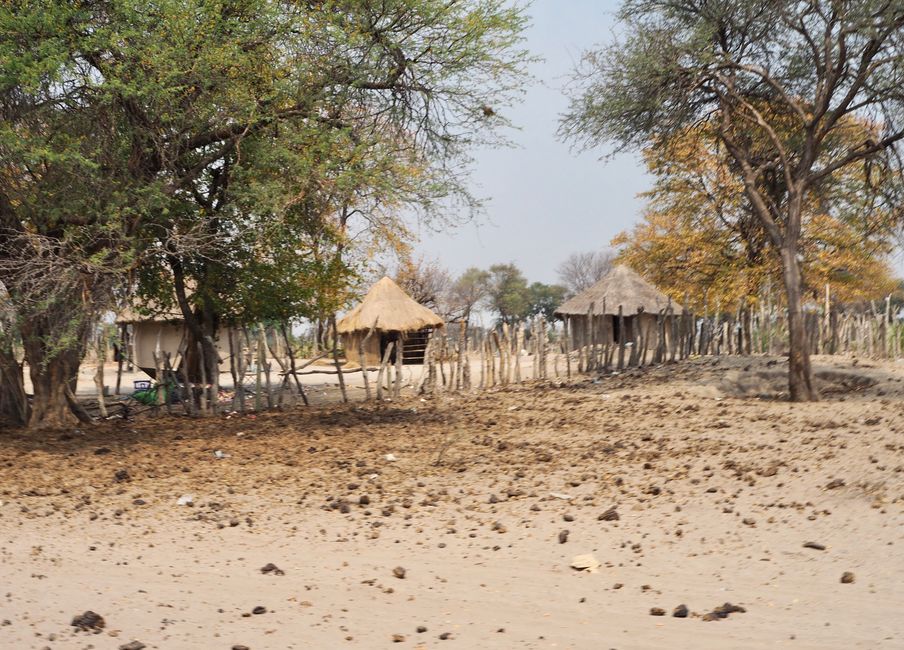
[379,328,433,365]
[380,332,401,364]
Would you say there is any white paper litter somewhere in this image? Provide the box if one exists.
[570,553,601,573]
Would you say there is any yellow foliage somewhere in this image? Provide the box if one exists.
[615,122,900,311]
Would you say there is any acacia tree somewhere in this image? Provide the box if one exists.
[1,0,529,427]
[614,124,901,310]
[126,0,530,390]
[562,0,904,400]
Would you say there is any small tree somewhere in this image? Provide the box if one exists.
[556,250,614,295]
[394,257,453,315]
[447,267,491,323]
[486,263,531,325]
[562,0,904,401]
[526,282,568,321]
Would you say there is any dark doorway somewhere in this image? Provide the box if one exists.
[379,331,402,364]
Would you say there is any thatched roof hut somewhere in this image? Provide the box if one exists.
[554,265,684,356]
[555,265,676,317]
[114,299,233,377]
[338,277,443,365]
[115,303,182,325]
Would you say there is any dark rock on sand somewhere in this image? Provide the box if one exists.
[71,611,105,631]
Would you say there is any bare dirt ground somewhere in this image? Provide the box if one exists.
[1,355,903,650]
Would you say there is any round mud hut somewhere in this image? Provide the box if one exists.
[554,265,682,351]
[337,277,444,366]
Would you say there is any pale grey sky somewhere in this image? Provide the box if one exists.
[415,0,647,285]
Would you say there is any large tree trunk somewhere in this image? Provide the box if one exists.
[22,337,84,429]
[0,344,28,426]
[780,246,818,401]
[171,258,220,389]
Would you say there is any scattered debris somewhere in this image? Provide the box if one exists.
[826,478,845,490]
[702,602,746,621]
[176,494,194,506]
[803,541,826,551]
[71,611,105,632]
[393,566,407,579]
[260,563,284,576]
[841,572,855,584]
[650,607,666,616]
[119,642,146,650]
[673,604,689,618]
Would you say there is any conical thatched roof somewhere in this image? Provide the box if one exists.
[555,265,678,317]
[337,277,444,334]
[115,300,183,324]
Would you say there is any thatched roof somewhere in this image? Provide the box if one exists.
[554,265,679,317]
[337,276,444,334]
[115,301,183,324]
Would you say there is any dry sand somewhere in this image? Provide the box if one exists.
[1,355,903,649]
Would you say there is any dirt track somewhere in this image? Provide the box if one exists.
[1,355,903,649]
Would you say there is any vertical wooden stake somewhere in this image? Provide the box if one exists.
[94,328,108,418]
[564,318,572,379]
[394,332,404,398]
[329,315,347,403]
[479,333,486,389]
[617,305,626,370]
[115,323,125,395]
[514,323,523,384]
[254,331,263,411]
[280,323,308,406]
[377,341,393,401]
[359,318,378,401]
[206,334,219,414]
[539,316,548,379]
[458,321,468,391]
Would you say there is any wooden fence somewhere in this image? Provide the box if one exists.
[91,296,903,419]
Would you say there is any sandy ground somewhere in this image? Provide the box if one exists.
[1,354,903,650]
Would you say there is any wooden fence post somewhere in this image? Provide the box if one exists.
[458,321,468,390]
[359,319,378,401]
[563,318,571,379]
[376,341,393,401]
[94,328,108,418]
[115,323,126,395]
[394,332,404,398]
[617,305,625,370]
[329,315,347,403]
